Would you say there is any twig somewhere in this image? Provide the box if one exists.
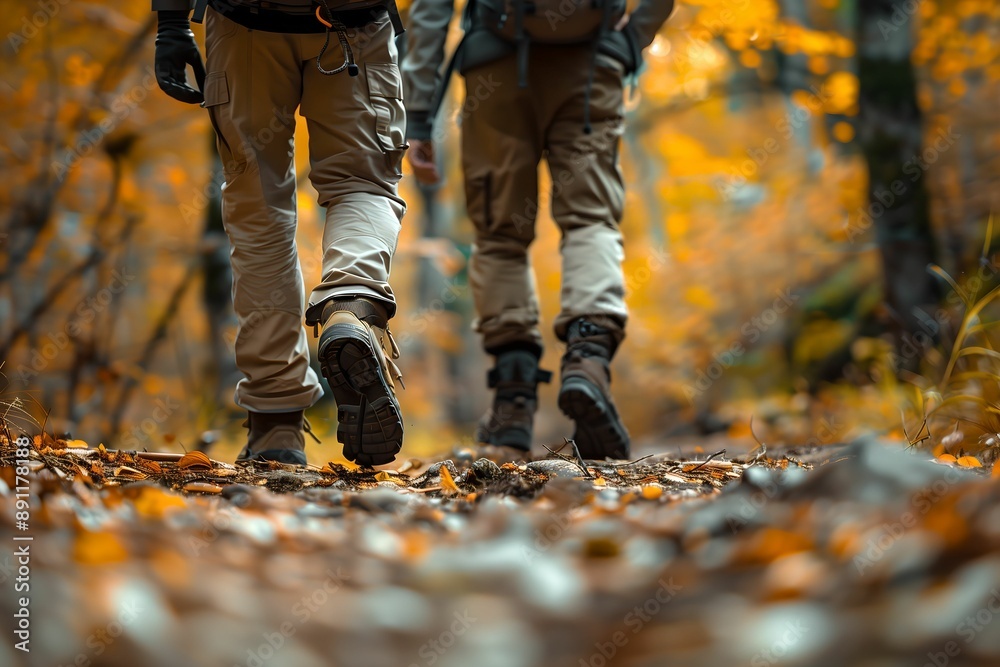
[542,439,593,478]
[606,454,656,468]
[687,449,727,471]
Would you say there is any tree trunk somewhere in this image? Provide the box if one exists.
[856,0,940,360]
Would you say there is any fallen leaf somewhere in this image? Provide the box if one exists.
[132,486,187,519]
[177,451,213,470]
[114,466,148,480]
[138,459,162,474]
[956,456,982,468]
[375,471,407,486]
[74,530,128,565]
[593,477,607,487]
[439,466,460,495]
[183,482,223,494]
[937,453,958,464]
[641,485,663,500]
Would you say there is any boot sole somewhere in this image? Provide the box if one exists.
[558,377,630,460]
[319,323,403,467]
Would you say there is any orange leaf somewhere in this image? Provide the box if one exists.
[641,485,663,500]
[439,466,460,495]
[956,456,983,468]
[183,482,222,494]
[937,454,958,464]
[177,451,213,470]
[114,466,148,480]
[992,464,1000,479]
[74,531,128,565]
[132,486,187,519]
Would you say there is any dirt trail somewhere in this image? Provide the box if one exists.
[1,436,999,667]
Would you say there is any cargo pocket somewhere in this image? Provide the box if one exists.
[202,71,245,174]
[366,62,407,174]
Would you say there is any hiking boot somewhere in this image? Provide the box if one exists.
[317,297,404,467]
[475,347,552,452]
[557,319,630,460]
[236,410,316,465]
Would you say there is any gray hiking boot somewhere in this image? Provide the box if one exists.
[317,297,404,467]
[236,410,317,466]
[557,319,630,460]
[475,347,552,452]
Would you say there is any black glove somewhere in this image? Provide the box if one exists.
[154,10,206,104]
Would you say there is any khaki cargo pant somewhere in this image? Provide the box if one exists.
[203,8,406,413]
[460,46,628,353]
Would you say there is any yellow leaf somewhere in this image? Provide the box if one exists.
[439,466,460,495]
[132,486,187,519]
[956,456,983,468]
[66,439,89,449]
[375,471,406,486]
[74,530,128,565]
[937,453,958,464]
[593,477,607,487]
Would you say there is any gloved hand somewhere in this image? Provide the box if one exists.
[154,10,206,104]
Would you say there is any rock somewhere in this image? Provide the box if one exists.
[526,459,584,479]
[466,458,503,484]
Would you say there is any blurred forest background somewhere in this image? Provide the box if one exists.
[2,0,999,463]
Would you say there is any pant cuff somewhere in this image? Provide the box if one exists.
[307,287,396,325]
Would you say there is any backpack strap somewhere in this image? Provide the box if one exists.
[514,0,528,88]
[386,0,404,34]
[192,0,208,22]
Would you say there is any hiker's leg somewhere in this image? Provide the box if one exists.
[540,50,628,345]
[204,8,322,412]
[298,16,406,466]
[461,55,546,354]
[300,15,405,326]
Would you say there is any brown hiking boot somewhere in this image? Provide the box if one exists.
[557,319,630,460]
[317,298,404,467]
[475,347,552,452]
[236,410,317,466]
